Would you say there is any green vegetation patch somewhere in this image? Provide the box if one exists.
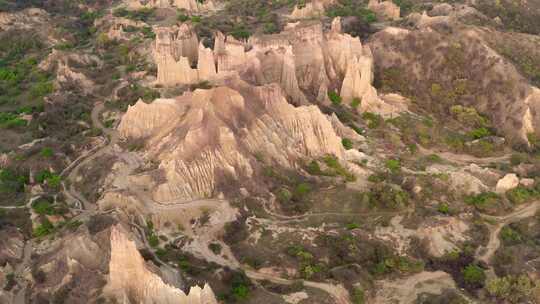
[326,0,377,23]
[464,192,501,212]
[506,186,540,205]
[112,7,155,22]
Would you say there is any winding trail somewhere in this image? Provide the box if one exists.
[418,146,510,165]
[476,200,540,265]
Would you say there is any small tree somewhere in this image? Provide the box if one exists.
[462,264,486,287]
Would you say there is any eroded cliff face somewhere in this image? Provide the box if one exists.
[107,225,218,304]
[153,19,407,115]
[118,79,356,202]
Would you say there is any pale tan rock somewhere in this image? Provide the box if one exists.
[118,99,183,139]
[368,0,401,20]
[520,178,535,188]
[107,225,218,304]
[119,80,347,202]
[290,0,336,19]
[496,173,520,193]
[197,42,217,80]
[153,25,202,85]
[153,17,402,115]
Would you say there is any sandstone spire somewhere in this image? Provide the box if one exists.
[197,42,217,80]
[107,225,218,304]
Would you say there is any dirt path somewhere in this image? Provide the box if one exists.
[373,271,460,304]
[418,146,510,165]
[246,270,351,304]
[476,201,540,265]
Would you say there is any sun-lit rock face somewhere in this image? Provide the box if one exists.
[153,25,204,86]
[118,79,356,202]
[108,225,218,304]
[124,0,216,12]
[290,0,336,19]
[118,98,182,139]
[153,18,406,115]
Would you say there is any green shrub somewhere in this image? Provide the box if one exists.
[306,160,322,175]
[385,159,401,173]
[113,7,155,22]
[438,202,450,214]
[486,275,537,303]
[0,112,26,129]
[352,287,365,304]
[328,90,342,105]
[351,97,361,108]
[468,127,491,139]
[33,218,54,237]
[510,153,527,166]
[362,112,382,129]
[506,186,539,205]
[177,13,189,22]
[209,242,222,254]
[346,223,360,230]
[293,183,311,199]
[322,155,356,181]
[29,81,53,98]
[464,192,499,209]
[230,24,251,39]
[450,105,489,128]
[32,199,55,215]
[342,138,353,150]
[500,226,522,244]
[40,147,53,158]
[0,168,28,194]
[148,233,159,247]
[462,264,486,287]
[326,2,377,23]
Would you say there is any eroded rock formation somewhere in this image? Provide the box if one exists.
[118,78,358,202]
[107,225,218,304]
[153,18,407,115]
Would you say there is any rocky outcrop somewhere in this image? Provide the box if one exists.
[119,79,353,202]
[495,173,520,193]
[290,0,336,19]
[118,98,182,139]
[107,225,218,304]
[153,18,406,114]
[368,0,400,21]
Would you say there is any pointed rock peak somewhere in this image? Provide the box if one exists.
[331,17,342,33]
[108,225,218,304]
